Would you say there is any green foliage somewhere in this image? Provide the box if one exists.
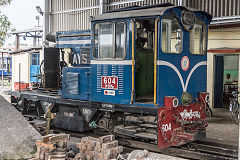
[0,0,11,6]
[0,14,12,47]
[0,0,12,47]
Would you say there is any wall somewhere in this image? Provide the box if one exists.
[208,27,240,49]
[11,53,30,90]
[207,27,240,107]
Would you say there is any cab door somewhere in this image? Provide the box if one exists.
[132,17,159,105]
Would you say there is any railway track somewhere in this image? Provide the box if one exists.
[53,128,238,160]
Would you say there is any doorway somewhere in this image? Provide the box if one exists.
[214,55,239,108]
[134,18,155,103]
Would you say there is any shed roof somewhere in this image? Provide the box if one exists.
[10,47,42,55]
[11,27,43,35]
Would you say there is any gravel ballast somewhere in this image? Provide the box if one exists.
[0,95,41,159]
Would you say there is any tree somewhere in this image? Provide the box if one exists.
[0,0,11,6]
[0,0,12,47]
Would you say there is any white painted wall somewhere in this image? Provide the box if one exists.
[11,53,30,90]
[207,27,240,107]
[208,27,240,49]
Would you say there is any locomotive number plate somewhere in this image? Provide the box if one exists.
[101,76,118,90]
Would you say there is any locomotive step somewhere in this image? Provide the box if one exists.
[114,125,157,141]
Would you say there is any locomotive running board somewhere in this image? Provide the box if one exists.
[114,125,157,141]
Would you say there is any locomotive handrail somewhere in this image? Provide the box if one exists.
[154,17,159,104]
[130,19,135,104]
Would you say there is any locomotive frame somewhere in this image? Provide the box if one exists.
[11,4,212,149]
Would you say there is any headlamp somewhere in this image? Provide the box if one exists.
[181,11,195,31]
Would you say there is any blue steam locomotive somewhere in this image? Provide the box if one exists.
[12,5,212,149]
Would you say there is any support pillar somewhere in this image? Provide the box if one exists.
[44,0,50,42]
[15,34,19,51]
[99,0,107,14]
[178,0,186,6]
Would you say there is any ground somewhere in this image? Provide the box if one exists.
[206,108,239,146]
[0,85,41,159]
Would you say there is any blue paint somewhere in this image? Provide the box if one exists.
[62,67,90,100]
[56,7,212,108]
[0,57,12,76]
[30,65,40,82]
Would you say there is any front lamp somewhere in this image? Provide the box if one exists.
[181,11,195,31]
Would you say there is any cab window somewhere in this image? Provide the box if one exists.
[94,21,126,59]
[161,14,183,54]
[190,18,207,55]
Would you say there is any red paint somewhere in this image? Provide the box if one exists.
[199,92,209,104]
[101,76,118,90]
[14,82,29,91]
[164,96,177,108]
[158,103,207,149]
[208,48,240,53]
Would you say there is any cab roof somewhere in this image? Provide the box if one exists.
[91,5,212,23]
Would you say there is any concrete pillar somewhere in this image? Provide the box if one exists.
[207,52,215,108]
[44,0,50,42]
[33,37,37,47]
[178,0,186,6]
[99,0,107,14]
[15,34,19,51]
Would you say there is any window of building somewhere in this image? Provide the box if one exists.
[161,14,183,54]
[94,21,126,59]
[0,58,7,69]
[190,18,207,55]
[31,53,40,65]
[3,59,7,69]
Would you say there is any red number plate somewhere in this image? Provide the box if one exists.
[101,76,118,90]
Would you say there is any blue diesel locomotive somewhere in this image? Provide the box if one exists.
[12,5,212,149]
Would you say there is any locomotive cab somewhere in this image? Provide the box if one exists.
[89,5,212,148]
[90,6,211,106]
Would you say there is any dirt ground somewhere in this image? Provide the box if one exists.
[0,86,41,159]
